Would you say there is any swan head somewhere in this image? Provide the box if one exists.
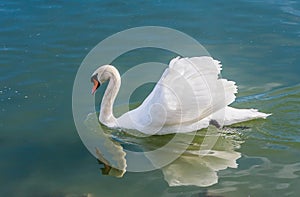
[90,65,119,94]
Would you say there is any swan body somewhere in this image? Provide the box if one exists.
[91,56,270,135]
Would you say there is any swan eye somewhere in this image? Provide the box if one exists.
[90,74,98,83]
[91,74,101,94]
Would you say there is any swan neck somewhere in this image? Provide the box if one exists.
[99,66,120,127]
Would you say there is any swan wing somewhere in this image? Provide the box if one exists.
[117,56,237,133]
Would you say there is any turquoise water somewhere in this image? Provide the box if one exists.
[1,0,300,196]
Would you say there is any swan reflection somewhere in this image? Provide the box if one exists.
[84,113,243,187]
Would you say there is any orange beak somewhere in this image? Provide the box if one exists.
[91,78,100,95]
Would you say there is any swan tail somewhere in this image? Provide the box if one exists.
[220,106,271,126]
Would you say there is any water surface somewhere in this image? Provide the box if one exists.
[1,0,300,196]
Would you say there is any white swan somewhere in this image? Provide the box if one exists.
[91,56,270,135]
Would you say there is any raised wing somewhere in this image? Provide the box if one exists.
[117,56,237,134]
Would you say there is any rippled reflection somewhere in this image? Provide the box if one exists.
[84,113,244,187]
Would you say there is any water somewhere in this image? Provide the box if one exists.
[1,0,299,196]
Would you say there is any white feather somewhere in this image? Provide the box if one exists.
[93,56,271,134]
[114,56,270,135]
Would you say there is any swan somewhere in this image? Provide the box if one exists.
[91,56,270,135]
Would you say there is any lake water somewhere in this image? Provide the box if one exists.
[1,0,300,196]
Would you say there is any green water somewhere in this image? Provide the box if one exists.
[1,0,300,196]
